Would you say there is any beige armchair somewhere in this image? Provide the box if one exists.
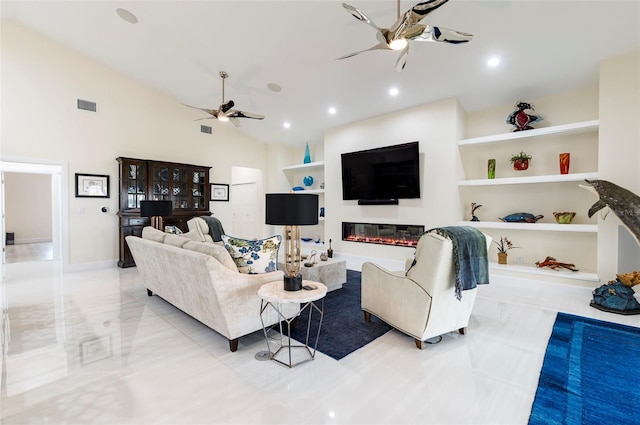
[361,229,491,349]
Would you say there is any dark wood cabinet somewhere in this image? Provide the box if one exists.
[116,157,212,268]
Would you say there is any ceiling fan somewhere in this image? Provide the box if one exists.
[184,71,265,127]
[337,0,473,72]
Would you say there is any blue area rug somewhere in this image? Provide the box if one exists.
[289,270,392,360]
[529,312,640,425]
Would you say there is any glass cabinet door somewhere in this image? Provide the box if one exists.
[151,166,170,201]
[191,170,207,210]
[123,160,147,210]
[172,167,189,209]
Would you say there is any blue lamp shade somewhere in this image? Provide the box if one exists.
[140,200,173,218]
[265,193,318,226]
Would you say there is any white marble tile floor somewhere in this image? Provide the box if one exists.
[1,260,638,424]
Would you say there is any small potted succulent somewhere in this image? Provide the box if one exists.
[510,151,532,171]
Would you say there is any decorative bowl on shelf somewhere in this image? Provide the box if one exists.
[301,237,313,242]
[553,212,576,224]
[292,186,304,191]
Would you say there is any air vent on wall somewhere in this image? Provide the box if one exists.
[77,99,97,112]
[200,125,212,134]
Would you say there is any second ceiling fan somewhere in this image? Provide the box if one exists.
[185,71,265,127]
[337,0,473,72]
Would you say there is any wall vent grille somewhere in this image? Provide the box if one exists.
[77,99,97,112]
[200,125,212,134]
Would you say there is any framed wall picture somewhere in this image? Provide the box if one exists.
[211,183,229,201]
[75,173,110,198]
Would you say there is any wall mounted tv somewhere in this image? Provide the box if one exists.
[341,141,420,204]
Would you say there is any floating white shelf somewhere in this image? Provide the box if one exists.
[458,120,599,146]
[458,172,599,186]
[489,262,599,282]
[282,161,324,171]
[292,189,324,194]
[459,221,597,233]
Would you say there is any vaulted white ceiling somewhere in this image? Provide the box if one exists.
[2,1,639,146]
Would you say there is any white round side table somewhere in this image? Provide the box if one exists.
[258,280,327,368]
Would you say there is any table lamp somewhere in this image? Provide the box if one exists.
[265,193,319,291]
[140,200,173,231]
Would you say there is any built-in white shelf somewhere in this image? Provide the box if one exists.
[292,189,324,194]
[282,161,324,171]
[458,120,599,146]
[460,221,597,233]
[458,172,598,186]
[489,262,599,282]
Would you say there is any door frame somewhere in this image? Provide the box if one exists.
[0,157,68,268]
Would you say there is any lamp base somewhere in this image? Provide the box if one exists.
[284,274,302,291]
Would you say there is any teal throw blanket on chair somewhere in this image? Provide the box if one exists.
[426,226,489,300]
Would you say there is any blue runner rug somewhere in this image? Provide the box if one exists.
[289,269,392,360]
[529,312,640,425]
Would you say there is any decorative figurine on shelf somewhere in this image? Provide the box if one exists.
[303,143,311,164]
[535,256,579,272]
[470,202,482,221]
[510,151,532,171]
[591,275,640,314]
[553,211,576,224]
[327,239,333,258]
[488,159,496,179]
[303,175,314,187]
[493,236,520,264]
[499,212,544,223]
[506,101,543,132]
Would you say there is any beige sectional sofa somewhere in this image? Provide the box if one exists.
[126,226,298,352]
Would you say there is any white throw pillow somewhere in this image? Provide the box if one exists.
[222,235,281,274]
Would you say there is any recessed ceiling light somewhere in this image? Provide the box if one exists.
[328,107,337,115]
[389,87,399,96]
[487,56,500,67]
[283,122,291,129]
[116,8,138,24]
[267,83,282,92]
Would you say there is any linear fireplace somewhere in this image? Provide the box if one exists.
[342,222,425,247]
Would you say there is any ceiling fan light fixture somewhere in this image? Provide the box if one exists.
[389,38,408,51]
[218,116,229,122]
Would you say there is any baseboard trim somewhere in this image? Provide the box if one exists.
[64,259,118,273]
[13,238,52,244]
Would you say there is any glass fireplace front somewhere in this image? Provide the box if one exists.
[342,222,425,247]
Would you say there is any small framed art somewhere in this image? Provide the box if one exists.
[211,183,229,201]
[75,173,110,198]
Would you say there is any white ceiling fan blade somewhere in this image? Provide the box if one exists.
[410,0,451,18]
[412,25,473,43]
[395,44,410,72]
[229,117,241,127]
[337,42,389,60]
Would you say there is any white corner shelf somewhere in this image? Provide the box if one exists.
[459,221,597,233]
[489,262,599,282]
[282,161,324,171]
[458,172,598,186]
[458,120,599,146]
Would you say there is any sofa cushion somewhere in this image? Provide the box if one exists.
[142,226,166,243]
[164,233,190,248]
[222,235,281,274]
[183,241,237,271]
[186,217,214,243]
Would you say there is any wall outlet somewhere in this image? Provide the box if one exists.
[516,256,523,264]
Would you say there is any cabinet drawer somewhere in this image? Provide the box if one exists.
[128,217,148,226]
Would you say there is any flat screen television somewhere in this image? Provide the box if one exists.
[341,141,420,202]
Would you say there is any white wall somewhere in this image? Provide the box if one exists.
[1,21,271,266]
[324,97,463,266]
[598,50,640,279]
[3,172,52,243]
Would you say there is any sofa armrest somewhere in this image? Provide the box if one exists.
[361,262,432,339]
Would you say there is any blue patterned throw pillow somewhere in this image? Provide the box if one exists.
[222,235,281,274]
